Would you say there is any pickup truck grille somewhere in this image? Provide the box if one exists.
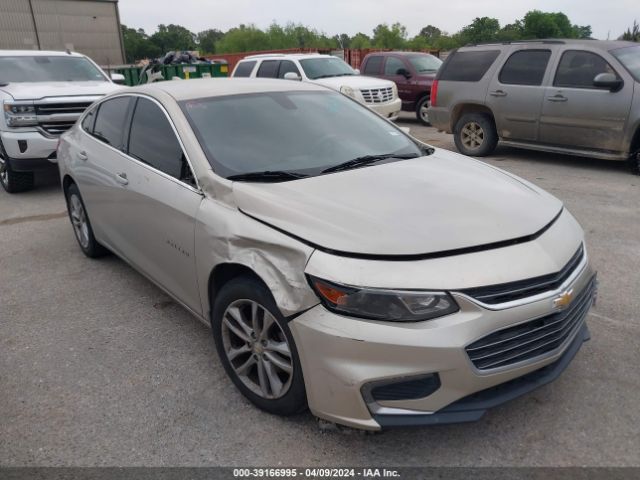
[35,102,94,136]
[360,87,394,104]
[462,245,584,305]
[35,102,93,115]
[465,275,596,371]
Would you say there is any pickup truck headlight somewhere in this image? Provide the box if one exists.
[3,101,37,127]
[308,276,459,322]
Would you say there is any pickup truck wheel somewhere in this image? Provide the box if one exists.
[454,113,498,157]
[212,276,307,416]
[416,97,431,126]
[0,142,34,193]
[65,183,108,258]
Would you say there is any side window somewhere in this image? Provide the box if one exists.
[128,98,194,186]
[554,51,619,89]
[92,97,132,149]
[257,60,279,78]
[439,50,501,82]
[278,60,300,78]
[499,50,551,86]
[234,61,256,77]
[81,105,97,133]
[363,56,383,75]
[384,57,406,75]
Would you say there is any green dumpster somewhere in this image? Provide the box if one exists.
[114,63,228,86]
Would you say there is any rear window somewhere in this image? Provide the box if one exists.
[499,50,551,86]
[363,56,383,75]
[439,50,500,82]
[234,61,256,77]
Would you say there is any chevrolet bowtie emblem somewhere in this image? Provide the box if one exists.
[554,289,574,310]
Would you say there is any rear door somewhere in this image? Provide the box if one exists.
[114,96,203,313]
[539,48,633,151]
[486,48,553,142]
[256,60,280,78]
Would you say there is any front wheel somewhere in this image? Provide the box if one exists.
[416,96,431,126]
[454,113,498,157]
[211,276,307,416]
[0,142,34,193]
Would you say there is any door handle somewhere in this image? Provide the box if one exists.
[547,95,568,102]
[115,172,129,186]
[77,151,88,161]
[489,90,507,97]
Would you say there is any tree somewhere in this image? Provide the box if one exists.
[150,24,197,52]
[620,20,639,42]
[215,24,269,53]
[197,29,224,54]
[418,25,442,44]
[572,25,592,39]
[334,33,351,49]
[121,24,161,63]
[520,11,573,39]
[372,23,408,49]
[350,32,371,49]
[459,17,500,45]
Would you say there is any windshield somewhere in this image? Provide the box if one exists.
[299,57,356,79]
[408,54,443,73]
[0,56,107,83]
[611,46,640,82]
[181,91,423,179]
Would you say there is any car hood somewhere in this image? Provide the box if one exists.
[0,81,122,101]
[313,75,395,91]
[232,149,563,256]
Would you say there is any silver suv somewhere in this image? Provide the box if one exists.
[428,40,640,174]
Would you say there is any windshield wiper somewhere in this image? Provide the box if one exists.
[226,170,309,182]
[322,153,420,174]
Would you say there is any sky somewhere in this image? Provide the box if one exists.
[118,0,637,41]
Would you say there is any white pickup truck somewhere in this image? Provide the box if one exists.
[0,50,123,193]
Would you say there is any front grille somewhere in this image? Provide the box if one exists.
[462,245,584,305]
[360,87,394,104]
[38,121,76,135]
[465,275,596,371]
[35,102,93,115]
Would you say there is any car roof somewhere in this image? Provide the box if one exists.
[0,49,85,57]
[461,39,636,51]
[241,53,331,61]
[125,77,332,101]
[369,51,435,56]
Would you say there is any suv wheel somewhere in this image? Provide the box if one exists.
[211,276,307,416]
[0,141,34,193]
[454,113,498,157]
[416,97,431,126]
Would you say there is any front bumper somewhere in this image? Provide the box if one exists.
[366,97,402,121]
[1,130,59,170]
[290,258,595,431]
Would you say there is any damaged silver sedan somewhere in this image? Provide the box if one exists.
[57,78,596,430]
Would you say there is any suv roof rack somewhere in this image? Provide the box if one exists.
[466,39,567,47]
[244,53,287,59]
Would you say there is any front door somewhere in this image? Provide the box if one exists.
[486,48,553,142]
[539,49,633,152]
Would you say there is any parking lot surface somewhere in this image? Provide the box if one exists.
[1,114,639,466]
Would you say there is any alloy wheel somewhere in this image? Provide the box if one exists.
[221,299,293,399]
[419,102,430,123]
[69,194,90,249]
[461,121,485,150]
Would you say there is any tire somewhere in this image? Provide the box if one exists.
[0,141,34,193]
[454,113,498,157]
[629,152,640,176]
[211,276,307,416]
[415,96,431,126]
[64,183,108,258]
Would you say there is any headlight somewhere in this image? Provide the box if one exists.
[308,276,459,322]
[3,101,37,127]
[391,82,398,97]
[340,85,357,99]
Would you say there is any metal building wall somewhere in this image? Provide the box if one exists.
[0,0,125,65]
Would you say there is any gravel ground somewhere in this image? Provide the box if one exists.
[1,114,639,466]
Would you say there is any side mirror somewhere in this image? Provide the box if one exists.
[397,68,412,79]
[353,69,360,75]
[283,72,302,81]
[593,72,623,92]
[110,73,126,85]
